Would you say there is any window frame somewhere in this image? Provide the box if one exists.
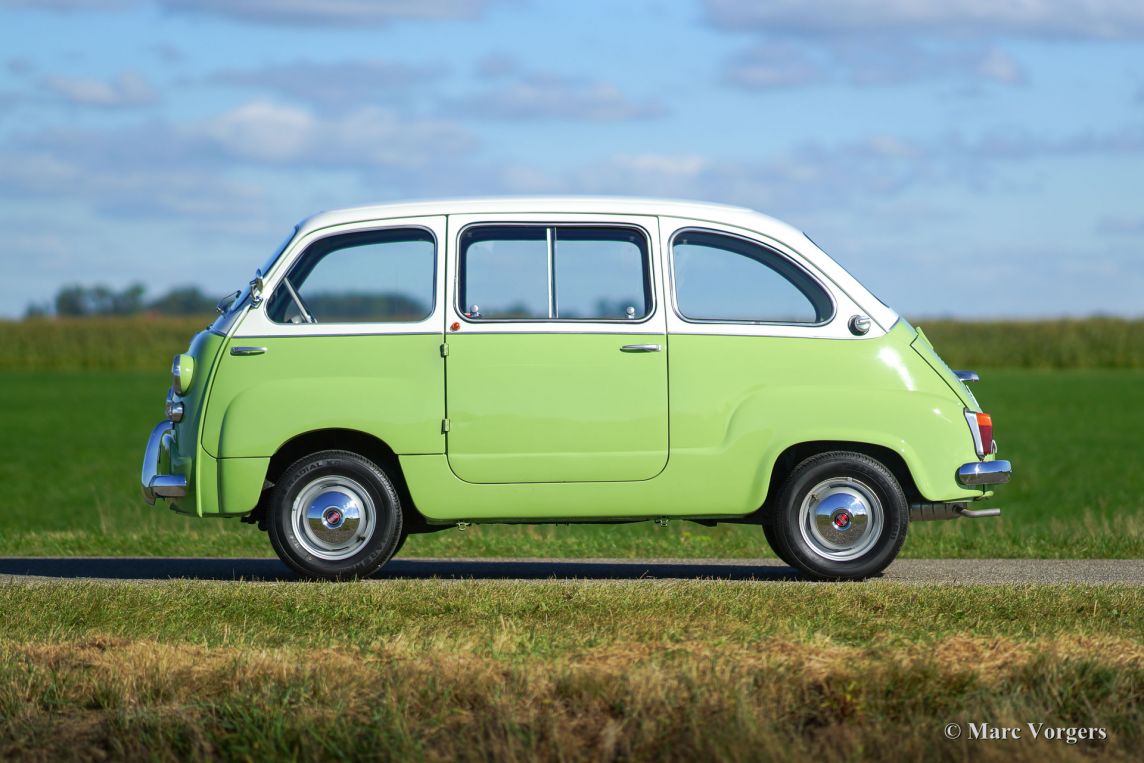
[454,221,656,326]
[265,224,439,327]
[668,226,837,329]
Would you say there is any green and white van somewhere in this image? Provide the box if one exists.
[142,197,1011,580]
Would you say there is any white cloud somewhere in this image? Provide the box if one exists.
[41,70,157,108]
[0,150,266,222]
[200,101,315,162]
[722,45,824,89]
[724,40,1026,90]
[705,0,1144,40]
[1097,215,1144,234]
[158,0,492,26]
[451,62,666,122]
[209,59,443,109]
[0,0,134,9]
[194,100,477,167]
[975,47,1025,84]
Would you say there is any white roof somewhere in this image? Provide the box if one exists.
[298,195,795,237]
[295,196,898,330]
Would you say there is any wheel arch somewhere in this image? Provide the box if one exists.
[246,428,425,531]
[760,440,923,519]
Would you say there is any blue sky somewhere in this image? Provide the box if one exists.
[0,0,1142,318]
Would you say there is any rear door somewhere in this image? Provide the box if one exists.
[443,215,668,484]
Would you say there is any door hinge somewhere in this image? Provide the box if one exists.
[441,418,450,433]
[439,343,449,357]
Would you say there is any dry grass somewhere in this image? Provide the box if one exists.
[0,581,1141,761]
[1,634,1140,762]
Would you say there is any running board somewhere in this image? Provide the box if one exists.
[910,502,1002,521]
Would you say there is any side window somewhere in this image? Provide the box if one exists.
[459,225,651,321]
[458,226,549,319]
[267,228,435,324]
[554,227,649,320]
[672,230,832,324]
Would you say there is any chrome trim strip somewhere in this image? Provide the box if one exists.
[164,389,184,422]
[546,226,555,318]
[141,421,187,504]
[954,370,980,383]
[957,460,1012,487]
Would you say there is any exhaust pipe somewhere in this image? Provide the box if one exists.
[909,502,1001,521]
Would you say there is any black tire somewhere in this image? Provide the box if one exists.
[769,451,908,581]
[391,530,408,557]
[762,518,797,568]
[267,450,403,580]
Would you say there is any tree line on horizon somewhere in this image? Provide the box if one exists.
[25,283,220,319]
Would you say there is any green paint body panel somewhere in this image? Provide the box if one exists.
[911,325,980,410]
[162,312,986,520]
[444,333,668,483]
[403,321,982,522]
[165,329,224,517]
[191,332,444,514]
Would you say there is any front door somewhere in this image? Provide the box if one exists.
[444,219,668,484]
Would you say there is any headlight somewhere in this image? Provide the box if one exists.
[172,353,195,395]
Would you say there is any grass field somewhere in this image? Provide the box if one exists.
[3,316,1143,370]
[0,367,1141,559]
[1,580,1140,761]
[2,323,1141,762]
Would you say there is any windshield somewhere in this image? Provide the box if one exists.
[209,226,298,333]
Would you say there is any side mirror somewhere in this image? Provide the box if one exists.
[249,268,265,306]
[215,289,241,314]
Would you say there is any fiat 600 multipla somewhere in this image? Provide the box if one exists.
[141,197,1011,580]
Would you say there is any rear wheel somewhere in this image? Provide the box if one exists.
[769,451,908,580]
[762,519,797,568]
[268,450,403,580]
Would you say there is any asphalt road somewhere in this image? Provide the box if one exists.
[0,557,1141,584]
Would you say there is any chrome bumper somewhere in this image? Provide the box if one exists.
[141,421,187,504]
[957,459,1012,487]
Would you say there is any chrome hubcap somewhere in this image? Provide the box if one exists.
[798,477,884,562]
[291,475,376,561]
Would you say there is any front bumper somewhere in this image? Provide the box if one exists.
[141,420,187,504]
[957,459,1012,487]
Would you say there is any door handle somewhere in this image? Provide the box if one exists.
[230,346,267,356]
[620,344,661,353]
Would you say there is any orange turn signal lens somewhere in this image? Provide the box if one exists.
[976,413,993,455]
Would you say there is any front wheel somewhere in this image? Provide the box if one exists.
[769,451,908,580]
[267,450,403,580]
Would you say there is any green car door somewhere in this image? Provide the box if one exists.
[443,221,669,484]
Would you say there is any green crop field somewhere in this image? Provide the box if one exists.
[0,365,1140,559]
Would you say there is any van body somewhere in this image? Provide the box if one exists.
[142,197,1011,579]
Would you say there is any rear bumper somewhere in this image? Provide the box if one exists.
[957,459,1012,487]
[141,421,187,504]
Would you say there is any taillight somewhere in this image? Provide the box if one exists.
[964,410,995,457]
[976,413,993,453]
